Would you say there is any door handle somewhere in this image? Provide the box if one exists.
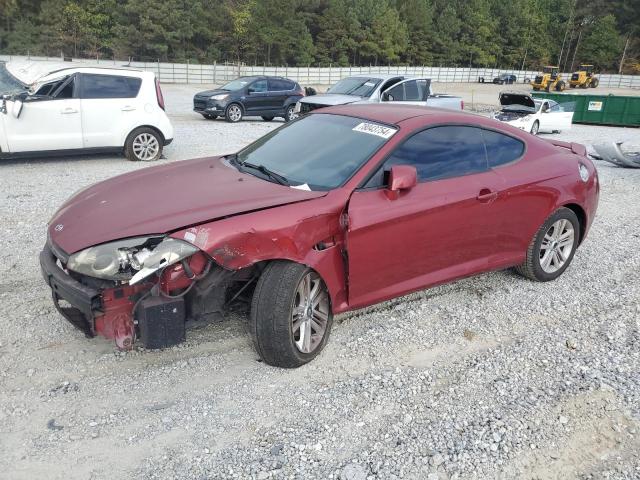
[121,106,136,111]
[477,188,498,203]
[61,107,78,114]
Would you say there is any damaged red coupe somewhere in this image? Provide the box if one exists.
[41,104,599,367]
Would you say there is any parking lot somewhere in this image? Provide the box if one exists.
[1,83,639,479]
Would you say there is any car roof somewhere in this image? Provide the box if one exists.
[38,66,147,83]
[314,103,479,127]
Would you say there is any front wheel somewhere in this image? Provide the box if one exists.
[225,103,243,123]
[284,104,298,122]
[590,78,599,88]
[251,261,333,368]
[124,127,163,162]
[530,120,539,136]
[515,207,580,282]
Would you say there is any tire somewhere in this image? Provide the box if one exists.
[530,120,539,135]
[545,84,551,92]
[261,116,274,122]
[515,207,580,282]
[250,261,333,368]
[225,103,243,123]
[203,114,218,120]
[590,78,599,88]
[556,81,566,91]
[532,87,539,91]
[570,84,576,88]
[284,104,298,123]
[124,127,163,162]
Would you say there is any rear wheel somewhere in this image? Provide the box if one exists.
[124,127,163,162]
[261,116,274,122]
[251,261,333,368]
[225,103,243,123]
[515,207,579,282]
[284,104,298,122]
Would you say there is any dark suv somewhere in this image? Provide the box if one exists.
[193,76,304,123]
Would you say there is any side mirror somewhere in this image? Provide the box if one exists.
[12,99,24,118]
[247,88,255,94]
[382,92,394,102]
[386,165,417,199]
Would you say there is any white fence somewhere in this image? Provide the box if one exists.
[2,54,639,88]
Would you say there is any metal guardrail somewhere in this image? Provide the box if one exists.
[2,54,639,88]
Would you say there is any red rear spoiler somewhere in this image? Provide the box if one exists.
[545,139,587,156]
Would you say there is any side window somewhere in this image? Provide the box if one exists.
[80,74,142,99]
[35,81,58,96]
[481,130,525,168]
[366,126,488,187]
[384,80,428,102]
[269,79,290,91]
[385,82,406,101]
[54,76,75,99]
[251,80,268,93]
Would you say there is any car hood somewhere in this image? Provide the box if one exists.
[194,89,229,97]
[299,93,363,106]
[48,157,327,254]
[499,92,535,109]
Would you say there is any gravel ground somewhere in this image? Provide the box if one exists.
[1,84,639,480]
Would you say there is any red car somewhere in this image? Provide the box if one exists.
[41,105,599,367]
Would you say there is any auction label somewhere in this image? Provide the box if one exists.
[352,122,397,139]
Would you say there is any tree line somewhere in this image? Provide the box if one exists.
[0,0,638,73]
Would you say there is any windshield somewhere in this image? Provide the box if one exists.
[0,62,26,95]
[327,77,382,97]
[236,114,396,190]
[220,77,255,91]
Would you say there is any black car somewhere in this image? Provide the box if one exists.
[193,76,304,123]
[492,74,517,85]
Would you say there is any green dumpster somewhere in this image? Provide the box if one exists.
[532,92,640,127]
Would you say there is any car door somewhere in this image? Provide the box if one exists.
[380,78,431,106]
[3,75,82,153]
[243,79,269,114]
[79,73,143,148]
[346,125,504,307]
[267,78,290,113]
[539,101,574,132]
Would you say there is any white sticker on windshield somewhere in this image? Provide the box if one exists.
[352,122,396,139]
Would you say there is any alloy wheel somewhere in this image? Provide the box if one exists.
[132,133,160,161]
[539,219,575,273]
[286,106,298,122]
[291,272,329,353]
[228,105,242,122]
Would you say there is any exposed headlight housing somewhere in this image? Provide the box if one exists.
[66,236,198,284]
[210,94,228,101]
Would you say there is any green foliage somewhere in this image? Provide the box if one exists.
[0,0,636,72]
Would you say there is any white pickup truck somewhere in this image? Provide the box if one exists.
[295,74,463,114]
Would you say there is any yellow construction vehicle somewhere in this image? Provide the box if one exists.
[569,64,599,88]
[530,66,566,92]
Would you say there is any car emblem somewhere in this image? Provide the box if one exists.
[54,224,64,232]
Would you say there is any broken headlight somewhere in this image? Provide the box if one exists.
[66,236,198,284]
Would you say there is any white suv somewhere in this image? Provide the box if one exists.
[0,67,173,161]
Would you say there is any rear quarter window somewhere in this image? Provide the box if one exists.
[481,130,525,167]
[80,74,142,99]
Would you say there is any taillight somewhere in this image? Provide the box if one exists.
[155,78,165,110]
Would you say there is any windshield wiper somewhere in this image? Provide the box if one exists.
[242,162,290,186]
